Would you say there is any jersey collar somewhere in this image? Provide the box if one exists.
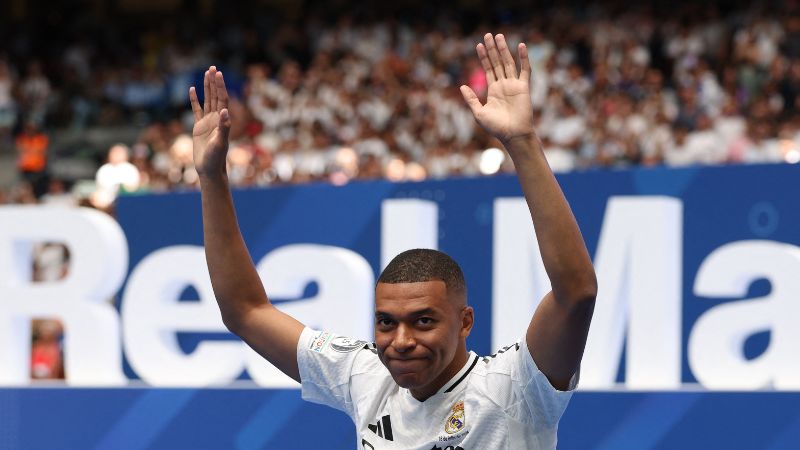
[435,351,479,395]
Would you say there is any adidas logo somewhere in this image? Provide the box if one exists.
[367,415,394,441]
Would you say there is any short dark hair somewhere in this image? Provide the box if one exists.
[377,249,466,299]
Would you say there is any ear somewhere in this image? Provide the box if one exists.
[460,306,474,339]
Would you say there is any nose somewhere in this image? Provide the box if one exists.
[392,324,416,353]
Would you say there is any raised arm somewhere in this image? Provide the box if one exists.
[460,34,597,390]
[190,66,305,381]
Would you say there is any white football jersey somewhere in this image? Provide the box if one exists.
[297,327,576,450]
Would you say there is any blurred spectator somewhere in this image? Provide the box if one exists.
[92,143,141,208]
[715,98,747,153]
[664,116,724,167]
[16,122,49,198]
[40,179,78,208]
[19,61,51,128]
[0,0,798,202]
[0,59,16,139]
[167,134,198,186]
[31,319,64,380]
[739,118,784,164]
[30,243,70,381]
[33,242,70,282]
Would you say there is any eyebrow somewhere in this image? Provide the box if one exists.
[375,308,437,319]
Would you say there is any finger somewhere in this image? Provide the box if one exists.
[477,43,497,84]
[219,108,231,143]
[189,87,203,121]
[484,33,506,79]
[518,43,532,81]
[209,66,218,111]
[496,34,517,78]
[460,85,482,116]
[203,70,211,114]
[216,71,229,111]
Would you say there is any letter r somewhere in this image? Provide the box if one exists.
[0,206,127,385]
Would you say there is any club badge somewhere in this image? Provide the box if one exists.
[330,336,367,352]
[444,401,466,434]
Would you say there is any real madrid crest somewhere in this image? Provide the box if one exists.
[444,401,466,434]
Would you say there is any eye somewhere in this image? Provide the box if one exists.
[417,317,435,326]
[376,318,394,328]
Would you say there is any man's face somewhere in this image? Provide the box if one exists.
[374,280,470,394]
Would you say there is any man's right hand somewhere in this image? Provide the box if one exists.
[189,66,231,178]
[460,34,536,148]
[191,65,306,382]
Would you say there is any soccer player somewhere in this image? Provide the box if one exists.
[190,33,596,449]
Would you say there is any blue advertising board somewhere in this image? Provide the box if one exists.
[2,163,800,449]
[1,388,799,449]
[116,162,800,384]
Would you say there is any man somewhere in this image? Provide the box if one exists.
[93,143,141,208]
[16,121,49,198]
[190,33,596,449]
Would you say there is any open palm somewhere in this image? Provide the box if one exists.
[461,34,535,144]
[189,66,231,177]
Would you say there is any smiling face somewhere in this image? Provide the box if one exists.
[374,280,473,400]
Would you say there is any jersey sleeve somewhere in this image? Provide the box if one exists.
[515,337,578,429]
[296,327,370,417]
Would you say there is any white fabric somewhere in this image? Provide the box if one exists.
[742,139,784,164]
[548,116,585,147]
[714,116,746,148]
[95,161,141,198]
[543,146,577,173]
[664,130,725,167]
[297,327,575,450]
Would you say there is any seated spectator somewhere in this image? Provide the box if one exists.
[15,122,49,198]
[40,179,78,208]
[0,0,799,198]
[0,59,16,137]
[740,119,784,164]
[92,143,141,208]
[30,319,64,380]
[665,115,725,166]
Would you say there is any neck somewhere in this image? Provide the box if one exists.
[409,341,468,401]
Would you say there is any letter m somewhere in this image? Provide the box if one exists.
[492,196,682,389]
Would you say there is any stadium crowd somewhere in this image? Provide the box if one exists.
[1,2,800,210]
[1,0,799,379]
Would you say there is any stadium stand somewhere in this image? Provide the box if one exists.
[1,1,799,210]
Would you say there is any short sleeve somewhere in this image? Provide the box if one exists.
[515,337,578,429]
[296,327,370,417]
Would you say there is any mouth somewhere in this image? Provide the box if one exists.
[387,357,428,373]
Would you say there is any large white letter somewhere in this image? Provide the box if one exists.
[0,205,126,385]
[248,244,375,387]
[492,198,551,351]
[689,240,800,390]
[381,199,438,270]
[581,197,683,389]
[493,197,683,389]
[122,246,246,386]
